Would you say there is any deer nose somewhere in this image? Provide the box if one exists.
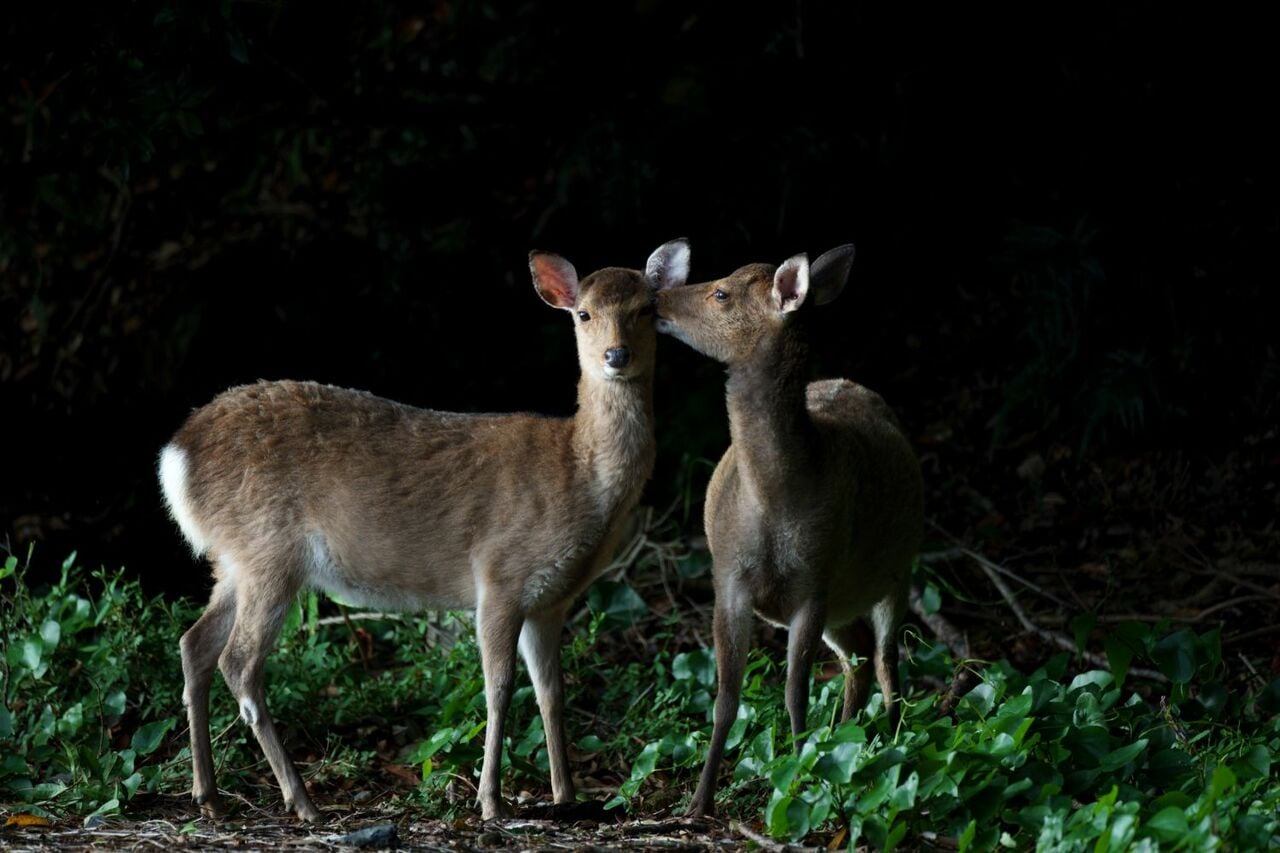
[605,347,631,369]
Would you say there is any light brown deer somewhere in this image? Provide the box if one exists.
[159,240,690,822]
[655,245,923,816]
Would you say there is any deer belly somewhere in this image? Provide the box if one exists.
[305,531,475,612]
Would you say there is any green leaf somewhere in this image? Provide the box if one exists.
[587,581,650,629]
[958,819,977,852]
[1231,744,1270,781]
[87,797,120,818]
[1234,815,1270,850]
[885,819,907,853]
[58,701,85,737]
[1104,636,1133,689]
[889,770,919,809]
[672,649,716,687]
[103,690,127,719]
[130,718,176,756]
[769,754,801,793]
[1208,763,1236,802]
[1107,813,1137,851]
[1152,630,1195,684]
[121,771,144,799]
[1098,738,1147,772]
[1146,806,1187,842]
[1071,613,1096,655]
[767,794,811,842]
[30,781,68,802]
[922,582,942,616]
[961,683,996,717]
[628,741,659,781]
[21,638,42,673]
[1,555,17,579]
[766,794,792,838]
[0,706,11,739]
[1068,670,1113,692]
[812,740,862,784]
[1194,627,1221,676]
[40,619,61,651]
[513,716,544,758]
[576,735,606,753]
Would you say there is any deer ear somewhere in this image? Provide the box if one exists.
[645,238,690,290]
[771,253,810,313]
[810,244,855,306]
[530,251,580,309]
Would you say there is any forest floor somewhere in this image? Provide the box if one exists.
[2,808,784,852]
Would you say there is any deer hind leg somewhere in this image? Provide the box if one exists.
[823,619,875,723]
[217,559,319,821]
[181,575,236,818]
[870,593,907,732]
[518,608,573,804]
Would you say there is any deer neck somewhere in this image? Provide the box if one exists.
[725,323,817,508]
[572,372,656,515]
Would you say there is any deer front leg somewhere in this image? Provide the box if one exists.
[475,591,523,820]
[518,609,574,803]
[785,599,826,746]
[686,579,753,817]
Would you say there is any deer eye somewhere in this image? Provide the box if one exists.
[713,289,729,302]
[577,310,591,322]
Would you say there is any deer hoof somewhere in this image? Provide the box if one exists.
[194,793,226,820]
[481,798,515,820]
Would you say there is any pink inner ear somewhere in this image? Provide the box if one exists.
[532,255,579,308]
[773,259,809,311]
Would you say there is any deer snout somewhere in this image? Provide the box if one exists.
[604,347,631,369]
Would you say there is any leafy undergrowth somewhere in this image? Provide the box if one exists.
[2,550,1278,850]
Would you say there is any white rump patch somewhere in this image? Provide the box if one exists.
[238,697,260,726]
[158,444,209,556]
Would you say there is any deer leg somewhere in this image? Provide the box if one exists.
[180,577,236,818]
[870,595,906,732]
[518,609,574,804]
[686,579,753,817]
[475,590,523,820]
[823,619,875,723]
[785,599,826,746]
[218,573,319,821]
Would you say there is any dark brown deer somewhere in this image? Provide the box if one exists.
[654,245,922,816]
[159,240,690,821]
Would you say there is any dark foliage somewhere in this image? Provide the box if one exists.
[3,2,1277,593]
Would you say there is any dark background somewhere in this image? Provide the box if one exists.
[4,2,1277,605]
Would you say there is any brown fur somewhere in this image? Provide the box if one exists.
[161,242,688,821]
[655,247,923,816]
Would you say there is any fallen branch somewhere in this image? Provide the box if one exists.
[925,522,1072,610]
[909,584,970,658]
[927,520,1169,683]
[731,821,821,852]
[974,552,1168,683]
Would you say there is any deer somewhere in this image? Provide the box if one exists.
[158,239,691,822]
[654,245,923,816]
